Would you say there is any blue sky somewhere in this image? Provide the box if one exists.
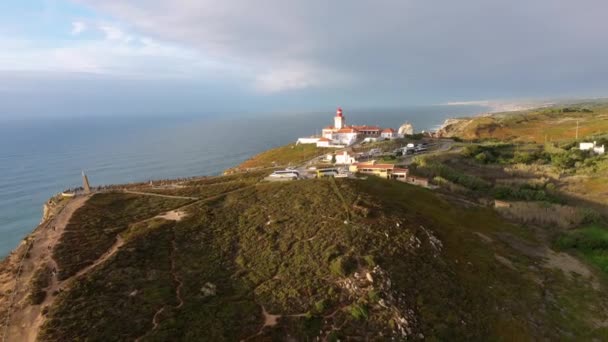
[1,0,608,119]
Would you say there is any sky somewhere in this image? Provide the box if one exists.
[1,0,608,119]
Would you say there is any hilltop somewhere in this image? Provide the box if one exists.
[1,103,608,341]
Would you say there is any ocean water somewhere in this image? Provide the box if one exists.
[0,105,488,256]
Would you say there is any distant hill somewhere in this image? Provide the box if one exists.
[439,101,608,143]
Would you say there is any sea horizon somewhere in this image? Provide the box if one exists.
[0,104,490,257]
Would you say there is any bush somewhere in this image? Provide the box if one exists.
[550,149,588,170]
[475,152,488,163]
[330,256,356,277]
[492,184,561,203]
[512,152,535,164]
[348,303,369,320]
[314,299,328,314]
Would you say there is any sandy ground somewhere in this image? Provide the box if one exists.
[155,210,187,221]
[494,232,600,290]
[1,195,89,342]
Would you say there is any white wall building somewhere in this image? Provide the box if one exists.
[381,128,398,139]
[300,107,398,147]
[327,150,357,164]
[580,141,605,155]
[297,137,320,145]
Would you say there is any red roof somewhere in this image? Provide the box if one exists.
[352,125,381,131]
[382,128,396,133]
[323,126,334,130]
[354,163,395,170]
[393,168,408,174]
[336,107,343,117]
[336,128,357,133]
[318,137,331,142]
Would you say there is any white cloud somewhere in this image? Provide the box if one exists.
[98,24,133,43]
[71,21,87,35]
[0,25,230,79]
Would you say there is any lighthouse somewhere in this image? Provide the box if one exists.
[334,107,345,129]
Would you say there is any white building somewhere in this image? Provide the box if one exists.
[296,137,320,145]
[327,150,357,164]
[298,107,398,147]
[580,141,605,155]
[380,128,398,139]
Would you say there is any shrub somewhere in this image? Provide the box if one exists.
[512,151,536,164]
[314,299,328,313]
[29,265,52,305]
[474,152,488,163]
[368,290,380,303]
[348,303,369,320]
[330,256,356,277]
[461,145,481,158]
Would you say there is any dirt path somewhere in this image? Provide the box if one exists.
[2,195,89,342]
[123,190,199,200]
[135,228,184,341]
[494,232,600,290]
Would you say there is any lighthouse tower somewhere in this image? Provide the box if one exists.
[334,107,345,129]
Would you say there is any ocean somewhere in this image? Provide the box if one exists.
[0,105,488,257]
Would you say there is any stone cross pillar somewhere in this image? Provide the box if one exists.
[82,171,91,194]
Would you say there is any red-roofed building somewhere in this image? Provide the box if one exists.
[352,125,381,136]
[349,161,396,178]
[300,107,399,147]
[381,128,398,139]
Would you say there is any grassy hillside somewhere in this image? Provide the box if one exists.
[442,101,608,143]
[39,177,608,340]
[224,143,329,174]
[53,193,192,280]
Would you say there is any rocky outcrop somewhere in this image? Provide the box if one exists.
[436,118,472,137]
[398,122,414,136]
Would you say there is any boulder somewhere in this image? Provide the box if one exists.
[398,122,414,136]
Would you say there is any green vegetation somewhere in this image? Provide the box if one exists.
[135,171,265,198]
[556,225,608,273]
[492,184,561,203]
[348,303,369,320]
[28,264,51,305]
[53,193,191,279]
[444,101,608,143]
[226,143,328,173]
[413,155,491,191]
[38,175,608,340]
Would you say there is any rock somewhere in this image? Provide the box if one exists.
[366,272,374,283]
[201,282,217,297]
[398,122,414,136]
[129,290,138,297]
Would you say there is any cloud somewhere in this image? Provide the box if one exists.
[71,21,87,35]
[72,0,608,99]
[98,24,133,43]
[0,25,229,79]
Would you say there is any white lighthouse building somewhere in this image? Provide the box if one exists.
[334,107,345,129]
[297,107,396,148]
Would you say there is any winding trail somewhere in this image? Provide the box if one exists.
[1,195,90,342]
[123,190,199,200]
[2,180,260,342]
[134,227,184,342]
